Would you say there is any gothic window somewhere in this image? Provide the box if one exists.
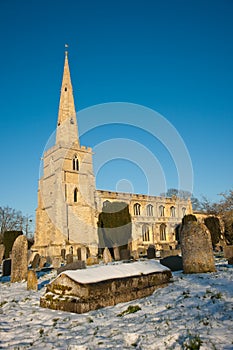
[159,205,165,217]
[142,224,150,241]
[170,206,176,217]
[134,203,141,216]
[74,188,78,203]
[160,223,166,241]
[73,155,79,171]
[182,207,186,216]
[146,204,153,216]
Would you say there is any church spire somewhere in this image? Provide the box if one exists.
[56,49,79,146]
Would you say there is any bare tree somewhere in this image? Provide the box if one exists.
[0,206,29,241]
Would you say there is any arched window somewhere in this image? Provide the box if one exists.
[73,155,79,171]
[134,203,141,215]
[182,207,186,216]
[74,188,78,203]
[170,206,176,217]
[147,204,153,216]
[160,223,166,241]
[159,205,165,217]
[142,224,150,241]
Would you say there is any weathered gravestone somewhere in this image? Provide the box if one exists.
[39,257,47,269]
[11,235,28,283]
[66,254,73,265]
[147,245,156,259]
[224,245,233,259]
[120,249,130,261]
[103,247,112,264]
[52,256,62,269]
[46,256,52,266]
[0,244,5,265]
[2,259,11,276]
[113,245,120,261]
[31,253,40,269]
[86,256,99,265]
[180,221,216,274]
[27,270,38,291]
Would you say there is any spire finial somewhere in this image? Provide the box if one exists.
[65,44,69,57]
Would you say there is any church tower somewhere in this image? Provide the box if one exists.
[33,51,98,258]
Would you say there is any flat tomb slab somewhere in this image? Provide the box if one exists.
[40,260,172,313]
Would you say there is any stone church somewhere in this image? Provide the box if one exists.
[32,51,192,259]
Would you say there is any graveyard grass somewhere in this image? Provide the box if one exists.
[0,258,233,349]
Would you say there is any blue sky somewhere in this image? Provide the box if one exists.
[0,0,233,223]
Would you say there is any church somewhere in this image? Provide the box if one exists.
[32,51,192,259]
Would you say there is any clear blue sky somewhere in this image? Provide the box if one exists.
[0,0,233,224]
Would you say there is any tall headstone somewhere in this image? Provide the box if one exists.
[180,221,216,274]
[81,247,86,262]
[11,235,28,283]
[52,256,62,269]
[113,245,120,261]
[31,253,40,269]
[39,257,47,269]
[103,247,112,264]
[0,244,5,264]
[27,270,38,291]
[2,259,11,276]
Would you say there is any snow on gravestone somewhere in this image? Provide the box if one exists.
[11,235,28,283]
[180,221,216,274]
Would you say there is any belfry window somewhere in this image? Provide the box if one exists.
[170,206,176,217]
[146,204,153,216]
[142,224,150,241]
[73,155,79,171]
[134,203,141,216]
[64,87,67,91]
[74,188,78,203]
[159,205,165,217]
[160,224,166,241]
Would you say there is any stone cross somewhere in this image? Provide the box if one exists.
[11,235,28,283]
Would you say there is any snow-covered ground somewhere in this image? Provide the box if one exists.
[0,259,233,350]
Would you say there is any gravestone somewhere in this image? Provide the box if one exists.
[61,249,66,260]
[27,270,38,291]
[31,253,40,269]
[228,257,233,265]
[11,235,28,283]
[2,259,11,276]
[131,250,139,260]
[0,244,5,264]
[147,245,156,259]
[57,261,86,274]
[46,256,52,266]
[103,247,112,264]
[180,221,216,274]
[52,256,62,269]
[224,245,233,259]
[39,257,47,269]
[66,253,73,264]
[113,245,120,261]
[160,255,183,271]
[120,249,130,261]
[81,247,87,261]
